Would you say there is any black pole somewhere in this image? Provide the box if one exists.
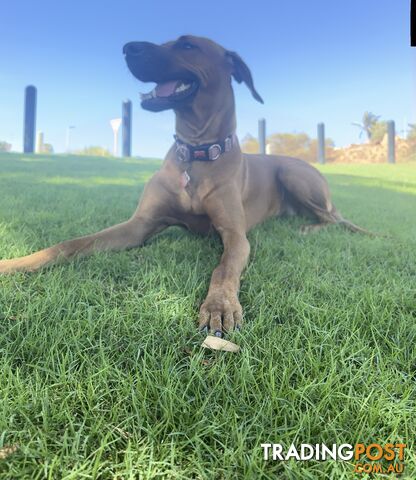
[387,120,395,164]
[317,122,325,164]
[258,118,266,154]
[23,85,37,153]
[122,99,132,157]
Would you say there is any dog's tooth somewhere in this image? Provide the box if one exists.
[175,83,190,93]
[140,92,154,100]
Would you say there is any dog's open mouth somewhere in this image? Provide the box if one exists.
[140,79,199,112]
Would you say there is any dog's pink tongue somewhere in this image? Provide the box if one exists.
[155,81,178,97]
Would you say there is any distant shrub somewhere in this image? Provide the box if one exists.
[78,146,111,157]
[41,143,54,154]
[0,141,12,152]
[241,132,334,162]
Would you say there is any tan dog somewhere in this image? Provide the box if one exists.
[0,36,367,336]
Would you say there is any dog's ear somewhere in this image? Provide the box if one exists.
[226,51,264,104]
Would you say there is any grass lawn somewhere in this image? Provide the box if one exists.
[0,152,415,479]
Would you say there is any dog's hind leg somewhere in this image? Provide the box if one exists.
[275,156,372,235]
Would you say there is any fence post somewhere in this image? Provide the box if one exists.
[387,120,395,164]
[317,122,325,164]
[23,85,37,153]
[258,118,266,155]
[122,99,132,157]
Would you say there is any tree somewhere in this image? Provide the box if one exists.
[267,132,334,162]
[352,112,380,142]
[240,134,259,154]
[407,123,416,141]
[267,132,311,158]
[0,141,12,152]
[42,143,54,154]
[241,131,334,162]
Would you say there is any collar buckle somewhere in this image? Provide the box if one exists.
[176,143,190,163]
[208,144,222,160]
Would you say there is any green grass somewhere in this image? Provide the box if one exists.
[0,152,415,479]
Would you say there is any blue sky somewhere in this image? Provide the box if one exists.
[0,0,414,157]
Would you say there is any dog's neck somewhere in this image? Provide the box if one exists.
[174,84,237,146]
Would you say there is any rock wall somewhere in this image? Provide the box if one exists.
[328,135,415,163]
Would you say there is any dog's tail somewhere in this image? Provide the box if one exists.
[337,217,375,236]
[330,208,377,236]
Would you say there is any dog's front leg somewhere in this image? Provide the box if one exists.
[0,174,171,274]
[199,192,250,335]
[0,217,166,274]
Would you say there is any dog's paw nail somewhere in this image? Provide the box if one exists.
[214,330,222,338]
[200,326,208,335]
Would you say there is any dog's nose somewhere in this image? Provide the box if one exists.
[123,42,146,56]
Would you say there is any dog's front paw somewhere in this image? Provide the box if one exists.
[199,290,243,336]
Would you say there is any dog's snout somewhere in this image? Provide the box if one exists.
[123,42,141,56]
[123,41,154,57]
[123,40,168,84]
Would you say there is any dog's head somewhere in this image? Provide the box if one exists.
[123,35,263,113]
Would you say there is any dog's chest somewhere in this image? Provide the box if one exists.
[176,171,206,215]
